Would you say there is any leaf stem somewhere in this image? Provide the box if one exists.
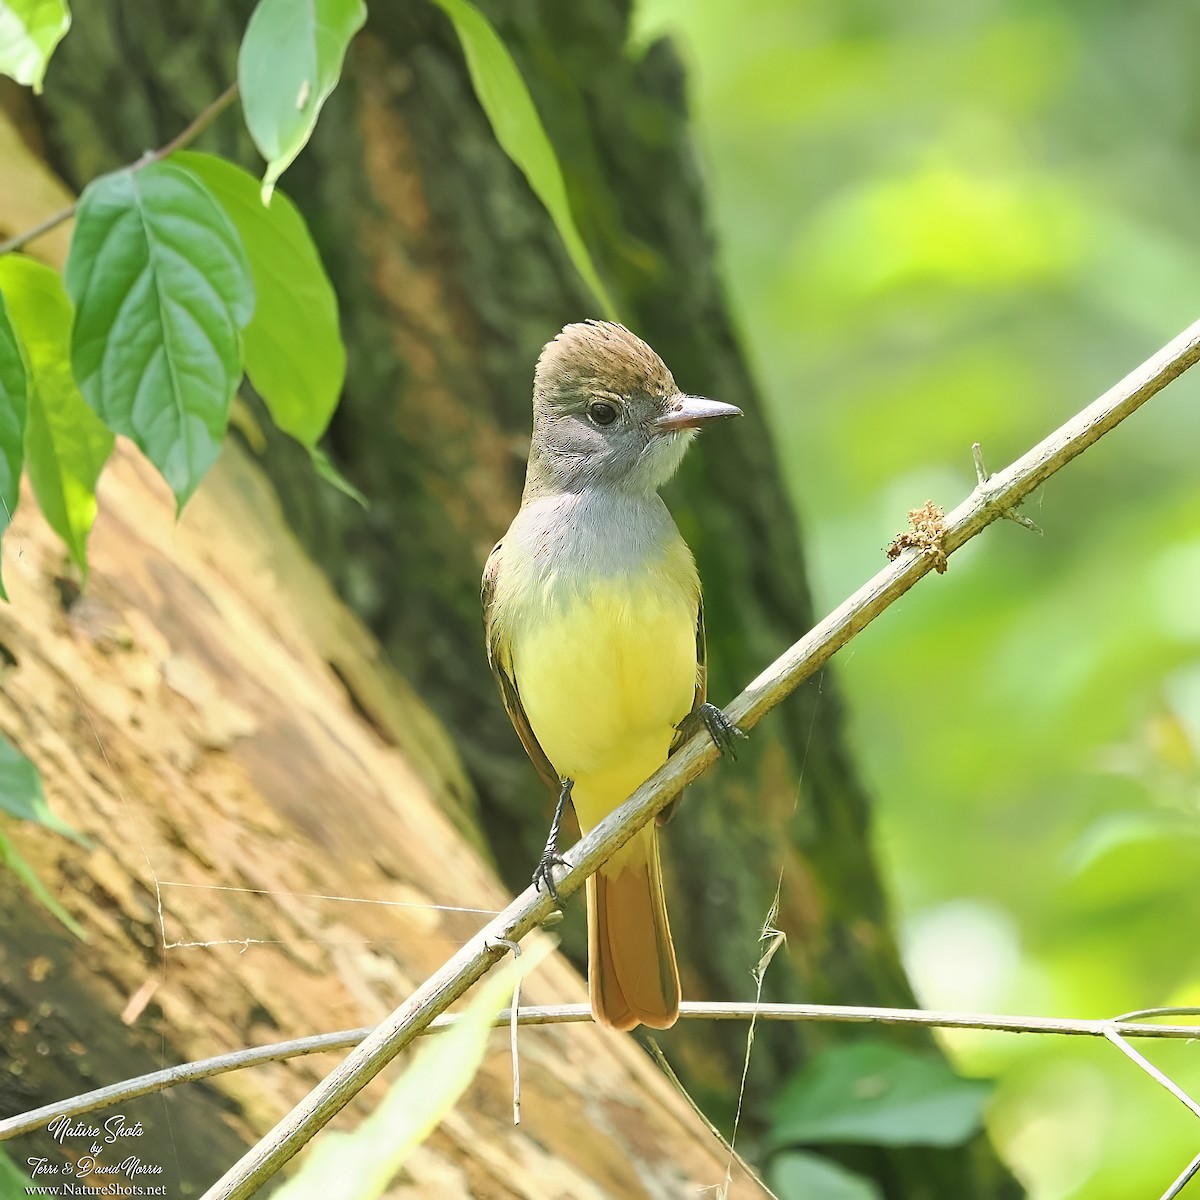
[0,82,240,257]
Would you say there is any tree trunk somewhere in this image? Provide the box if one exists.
[0,1,1021,1196]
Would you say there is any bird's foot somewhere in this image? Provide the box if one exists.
[532,849,570,902]
[532,777,574,902]
[678,702,748,760]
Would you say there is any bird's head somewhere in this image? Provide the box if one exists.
[528,320,742,496]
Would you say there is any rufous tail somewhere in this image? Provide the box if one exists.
[586,824,680,1031]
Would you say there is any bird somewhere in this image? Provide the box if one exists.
[482,320,744,1031]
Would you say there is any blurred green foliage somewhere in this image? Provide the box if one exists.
[633,0,1200,1196]
[274,947,543,1200]
[769,1039,991,1149]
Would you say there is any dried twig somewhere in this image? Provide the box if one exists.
[486,937,524,1126]
[4,1000,1198,1143]
[644,1037,779,1200]
[1161,1151,1200,1200]
[1103,1028,1200,1196]
[1104,1029,1200,1122]
[192,316,1200,1198]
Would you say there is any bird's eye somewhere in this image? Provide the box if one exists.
[588,402,618,426]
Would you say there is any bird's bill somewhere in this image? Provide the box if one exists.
[654,395,743,431]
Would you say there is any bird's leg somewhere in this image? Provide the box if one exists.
[533,777,574,901]
[677,703,748,761]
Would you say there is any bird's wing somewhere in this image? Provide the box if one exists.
[659,592,707,825]
[482,539,560,793]
[672,592,708,754]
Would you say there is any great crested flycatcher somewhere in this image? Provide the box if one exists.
[482,321,743,1031]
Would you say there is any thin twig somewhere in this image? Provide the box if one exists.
[0,207,75,258]
[0,82,239,257]
[723,905,784,1198]
[487,937,524,1126]
[510,976,522,1126]
[644,1037,778,1200]
[1104,1027,1200,1200]
[6,1000,1199,1143]
[1116,1006,1200,1023]
[0,1025,364,1141]
[1161,1151,1200,1200]
[1103,1029,1200,1122]
[973,442,1042,533]
[200,317,1200,1200]
[153,82,240,161]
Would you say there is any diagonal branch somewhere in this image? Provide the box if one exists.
[201,316,1200,1199]
[1161,1152,1200,1200]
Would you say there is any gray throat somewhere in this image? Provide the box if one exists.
[508,486,681,590]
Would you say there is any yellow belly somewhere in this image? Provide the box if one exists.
[512,577,698,835]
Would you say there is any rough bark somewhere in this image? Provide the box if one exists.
[0,0,1023,1196]
[0,425,769,1198]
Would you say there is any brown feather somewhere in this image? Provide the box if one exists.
[587,825,680,1030]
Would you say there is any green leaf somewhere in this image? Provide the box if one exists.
[0,1144,37,1191]
[238,0,366,202]
[0,292,28,600]
[770,1040,991,1150]
[0,732,85,845]
[275,942,549,1200]
[768,1152,883,1200]
[0,256,112,577]
[65,162,254,509]
[0,0,71,92]
[0,826,86,939]
[430,0,618,320]
[172,151,345,446]
[308,445,367,507]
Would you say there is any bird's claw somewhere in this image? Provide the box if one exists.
[532,776,574,903]
[689,702,748,760]
[532,851,570,902]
